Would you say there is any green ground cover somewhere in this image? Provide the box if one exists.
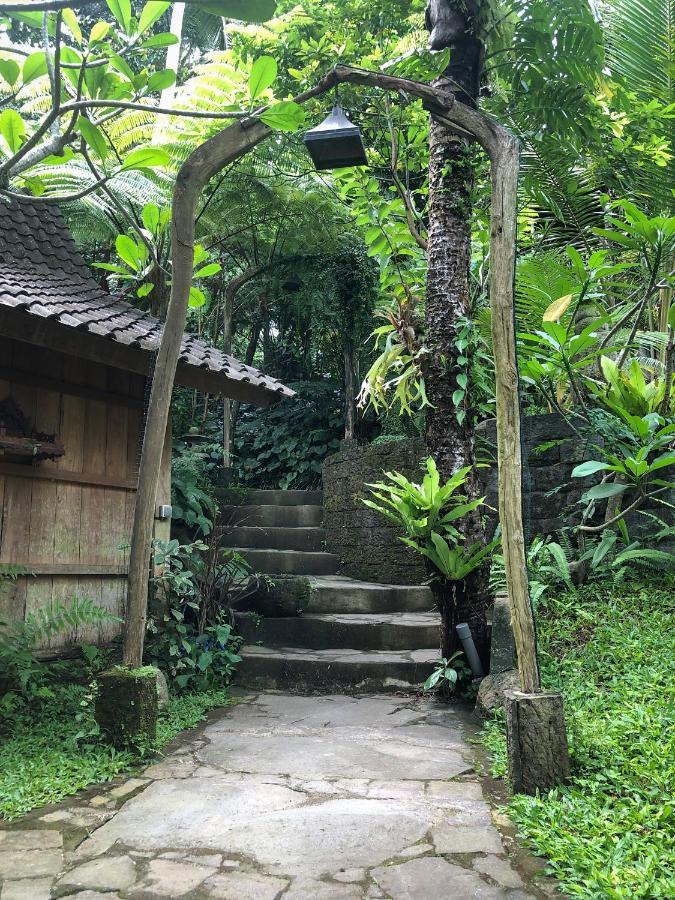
[0,685,231,821]
[481,580,675,899]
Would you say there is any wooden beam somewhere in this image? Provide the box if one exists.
[0,461,137,491]
[0,307,151,378]
[174,360,286,406]
[15,564,128,576]
[0,365,144,410]
[0,308,285,407]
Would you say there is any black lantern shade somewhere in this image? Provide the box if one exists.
[303,105,368,170]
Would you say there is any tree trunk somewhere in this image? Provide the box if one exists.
[424,17,488,655]
[231,316,263,432]
[160,1,184,109]
[149,265,169,321]
[344,339,356,440]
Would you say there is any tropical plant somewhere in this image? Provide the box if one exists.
[0,598,121,731]
[145,536,254,690]
[518,320,609,412]
[422,651,467,695]
[572,412,675,534]
[364,457,499,659]
[590,355,675,418]
[547,529,674,588]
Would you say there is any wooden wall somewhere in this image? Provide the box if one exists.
[0,335,171,653]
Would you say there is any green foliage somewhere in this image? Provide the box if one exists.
[145,538,250,691]
[234,381,343,489]
[364,457,498,583]
[422,651,466,694]
[537,532,674,592]
[0,563,27,582]
[591,356,674,418]
[0,681,231,821]
[571,412,675,529]
[171,443,218,535]
[358,301,429,415]
[96,230,221,307]
[481,581,675,899]
[518,320,609,409]
[0,599,121,732]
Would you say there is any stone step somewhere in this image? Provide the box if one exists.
[220,505,323,528]
[305,576,434,614]
[218,526,325,552]
[233,549,339,576]
[237,645,437,694]
[217,488,323,507]
[236,611,440,651]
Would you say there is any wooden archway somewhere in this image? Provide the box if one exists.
[122,64,540,697]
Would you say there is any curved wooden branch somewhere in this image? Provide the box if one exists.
[123,64,540,695]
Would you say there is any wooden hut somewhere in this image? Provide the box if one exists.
[0,196,292,653]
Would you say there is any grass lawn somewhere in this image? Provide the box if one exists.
[481,580,675,899]
[0,684,232,821]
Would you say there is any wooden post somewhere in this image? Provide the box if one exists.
[223,286,233,470]
[222,265,265,468]
[484,131,540,693]
[344,339,356,441]
[506,690,570,794]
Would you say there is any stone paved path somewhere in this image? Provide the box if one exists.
[0,693,557,899]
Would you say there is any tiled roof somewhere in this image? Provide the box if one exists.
[0,196,293,404]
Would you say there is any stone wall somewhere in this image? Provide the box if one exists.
[323,439,428,585]
[476,413,599,541]
[324,414,674,580]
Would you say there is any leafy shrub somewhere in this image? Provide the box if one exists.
[422,652,468,694]
[490,527,675,602]
[171,444,218,535]
[363,458,495,574]
[233,380,343,488]
[364,457,498,658]
[145,537,254,691]
[0,598,121,732]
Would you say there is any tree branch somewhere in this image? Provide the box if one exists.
[0,175,111,202]
[384,94,427,252]
[2,101,244,181]
[0,0,106,11]
[57,98,245,119]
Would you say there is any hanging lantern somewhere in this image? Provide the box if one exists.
[303,104,368,171]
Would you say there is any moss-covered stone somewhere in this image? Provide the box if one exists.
[242,576,312,617]
[322,439,427,585]
[95,666,158,750]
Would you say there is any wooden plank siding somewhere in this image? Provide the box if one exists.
[0,336,170,654]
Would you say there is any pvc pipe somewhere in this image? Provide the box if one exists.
[456,623,485,677]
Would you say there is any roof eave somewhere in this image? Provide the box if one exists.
[0,305,295,407]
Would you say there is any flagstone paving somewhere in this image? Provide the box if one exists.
[0,693,559,899]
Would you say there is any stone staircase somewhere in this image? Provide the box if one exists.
[217,488,439,693]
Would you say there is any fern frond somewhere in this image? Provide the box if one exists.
[21,598,121,645]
